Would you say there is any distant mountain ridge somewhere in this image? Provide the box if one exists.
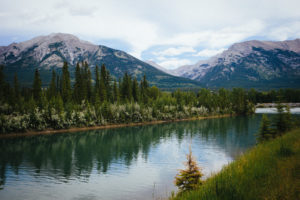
[0,33,200,88]
[171,39,300,89]
[145,60,173,74]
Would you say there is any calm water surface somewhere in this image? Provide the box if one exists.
[0,112,298,200]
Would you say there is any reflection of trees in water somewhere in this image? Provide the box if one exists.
[0,116,260,186]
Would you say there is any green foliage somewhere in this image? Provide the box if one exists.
[32,69,42,103]
[171,129,300,200]
[132,77,139,102]
[1,61,299,134]
[73,62,83,103]
[256,103,295,143]
[48,70,57,99]
[13,72,21,108]
[276,103,292,134]
[61,62,71,102]
[140,74,149,104]
[120,72,132,102]
[175,147,203,193]
[257,114,272,142]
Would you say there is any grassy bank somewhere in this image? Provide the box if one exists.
[171,128,300,200]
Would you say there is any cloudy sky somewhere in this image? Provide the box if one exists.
[1,0,300,69]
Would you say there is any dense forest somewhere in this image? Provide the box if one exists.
[0,62,299,134]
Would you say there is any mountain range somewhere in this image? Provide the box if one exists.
[0,33,200,88]
[169,39,300,89]
[0,33,299,89]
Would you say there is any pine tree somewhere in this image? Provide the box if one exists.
[0,65,5,102]
[48,70,56,99]
[80,62,88,100]
[14,72,20,102]
[0,65,4,86]
[55,94,64,113]
[285,105,292,131]
[175,147,203,193]
[61,62,71,103]
[231,88,246,114]
[132,77,139,102]
[257,114,271,142]
[113,79,119,103]
[276,103,292,134]
[99,78,107,102]
[121,72,132,102]
[73,63,82,103]
[33,69,42,103]
[100,64,111,101]
[94,65,100,102]
[0,65,11,103]
[276,102,287,134]
[86,66,92,102]
[56,74,61,95]
[140,74,149,104]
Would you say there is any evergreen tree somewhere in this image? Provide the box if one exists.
[86,66,92,102]
[132,77,139,102]
[14,72,20,102]
[48,70,56,99]
[285,105,292,130]
[113,79,119,103]
[99,78,107,102]
[257,114,271,142]
[175,147,203,193]
[140,74,149,104]
[61,62,71,103]
[148,86,160,100]
[0,65,10,103]
[276,103,292,134]
[100,64,111,101]
[231,88,246,114]
[94,65,100,102]
[55,94,64,113]
[73,63,80,103]
[121,72,132,102]
[218,88,230,112]
[33,69,42,103]
[276,102,286,134]
[56,74,61,95]
[0,65,4,88]
[80,62,88,100]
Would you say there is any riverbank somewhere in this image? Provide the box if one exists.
[171,128,300,200]
[0,114,231,138]
[256,102,300,108]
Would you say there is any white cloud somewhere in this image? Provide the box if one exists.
[195,48,227,57]
[158,58,192,69]
[266,21,300,41]
[0,0,300,64]
[153,46,196,56]
[160,20,265,49]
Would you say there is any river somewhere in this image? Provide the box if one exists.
[0,109,299,200]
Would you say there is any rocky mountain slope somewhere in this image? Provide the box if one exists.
[0,33,200,88]
[145,60,173,74]
[172,39,300,89]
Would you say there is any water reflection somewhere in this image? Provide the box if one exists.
[0,115,262,199]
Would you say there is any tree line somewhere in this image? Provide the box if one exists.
[0,61,297,134]
[257,103,296,142]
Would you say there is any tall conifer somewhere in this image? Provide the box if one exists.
[33,69,42,103]
[61,62,71,103]
[132,77,139,102]
[48,70,56,99]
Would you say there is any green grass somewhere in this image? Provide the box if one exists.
[171,128,300,200]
